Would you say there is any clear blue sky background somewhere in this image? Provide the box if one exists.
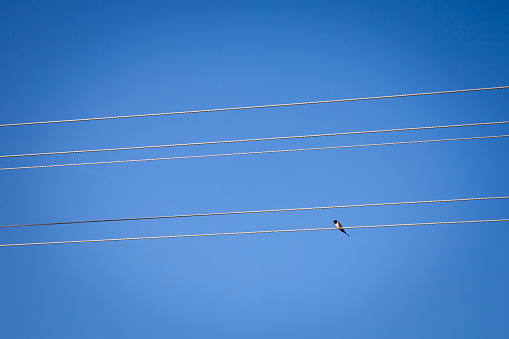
[1,1,508,338]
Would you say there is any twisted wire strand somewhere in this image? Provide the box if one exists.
[1,218,507,247]
[2,120,508,159]
[1,85,508,127]
[1,196,508,229]
[2,134,508,171]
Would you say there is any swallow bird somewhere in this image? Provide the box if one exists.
[333,220,349,236]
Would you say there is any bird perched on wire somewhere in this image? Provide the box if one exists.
[333,220,349,236]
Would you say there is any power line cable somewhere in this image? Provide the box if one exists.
[1,218,507,247]
[2,196,508,229]
[2,120,508,159]
[1,85,508,128]
[2,134,508,171]
[350,219,509,229]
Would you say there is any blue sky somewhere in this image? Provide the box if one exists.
[1,1,508,338]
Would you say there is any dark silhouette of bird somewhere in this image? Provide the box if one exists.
[333,220,349,236]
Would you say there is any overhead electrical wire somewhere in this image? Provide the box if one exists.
[2,120,508,159]
[1,196,508,229]
[2,134,508,171]
[1,85,508,128]
[1,218,507,247]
